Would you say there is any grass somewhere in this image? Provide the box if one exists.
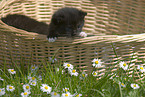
[0,50,145,97]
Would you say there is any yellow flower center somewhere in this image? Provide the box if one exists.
[45,86,48,90]
[140,67,144,70]
[11,69,14,72]
[67,64,70,67]
[65,89,68,92]
[121,83,125,86]
[54,92,57,95]
[24,92,27,95]
[32,82,35,85]
[82,74,85,77]
[26,86,29,89]
[72,70,76,73]
[32,77,36,80]
[32,66,35,69]
[123,63,126,66]
[65,94,69,96]
[0,90,1,92]
[9,86,13,89]
[95,61,99,64]
[94,72,97,75]
[76,94,79,97]
[133,84,136,87]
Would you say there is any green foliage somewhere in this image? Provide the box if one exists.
[0,46,145,97]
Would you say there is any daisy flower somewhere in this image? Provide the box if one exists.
[92,71,98,77]
[21,91,31,97]
[119,61,128,70]
[38,75,42,80]
[137,65,145,73]
[6,85,15,92]
[49,57,57,63]
[75,94,82,97]
[63,87,69,92]
[0,88,5,96]
[23,84,31,91]
[0,77,4,81]
[131,83,140,89]
[30,81,37,86]
[8,69,16,74]
[40,84,52,94]
[51,91,60,97]
[109,73,116,79]
[63,63,73,70]
[119,82,126,87]
[61,92,73,97]
[28,76,37,82]
[80,71,88,80]
[68,69,79,76]
[92,58,102,68]
[31,65,38,71]
[81,71,88,77]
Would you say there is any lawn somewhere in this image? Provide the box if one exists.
[0,52,145,97]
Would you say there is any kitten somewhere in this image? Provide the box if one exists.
[1,7,87,42]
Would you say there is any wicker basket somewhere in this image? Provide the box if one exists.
[0,0,145,77]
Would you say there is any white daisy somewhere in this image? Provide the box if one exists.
[49,57,57,63]
[92,58,102,68]
[30,81,37,86]
[0,88,5,96]
[119,61,128,70]
[21,91,31,97]
[8,69,16,74]
[109,73,116,79]
[75,93,82,97]
[31,65,38,71]
[80,71,88,80]
[63,87,69,92]
[28,76,37,82]
[51,91,60,97]
[38,75,42,80]
[0,77,4,81]
[119,82,126,87]
[6,85,15,92]
[40,84,52,94]
[81,71,88,77]
[137,65,145,73]
[63,63,73,70]
[92,71,98,77]
[23,84,31,91]
[131,83,140,89]
[68,69,79,76]
[61,92,73,97]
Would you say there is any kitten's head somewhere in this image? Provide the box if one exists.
[51,7,87,37]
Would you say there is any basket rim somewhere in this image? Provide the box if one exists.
[0,0,145,44]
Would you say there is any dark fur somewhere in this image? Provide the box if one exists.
[1,7,87,38]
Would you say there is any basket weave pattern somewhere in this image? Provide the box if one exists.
[0,0,145,77]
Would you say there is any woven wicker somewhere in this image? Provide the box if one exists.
[0,0,145,77]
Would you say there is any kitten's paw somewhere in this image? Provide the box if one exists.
[79,32,87,37]
[47,37,57,42]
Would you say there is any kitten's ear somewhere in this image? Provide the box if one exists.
[79,11,87,18]
[52,14,64,25]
